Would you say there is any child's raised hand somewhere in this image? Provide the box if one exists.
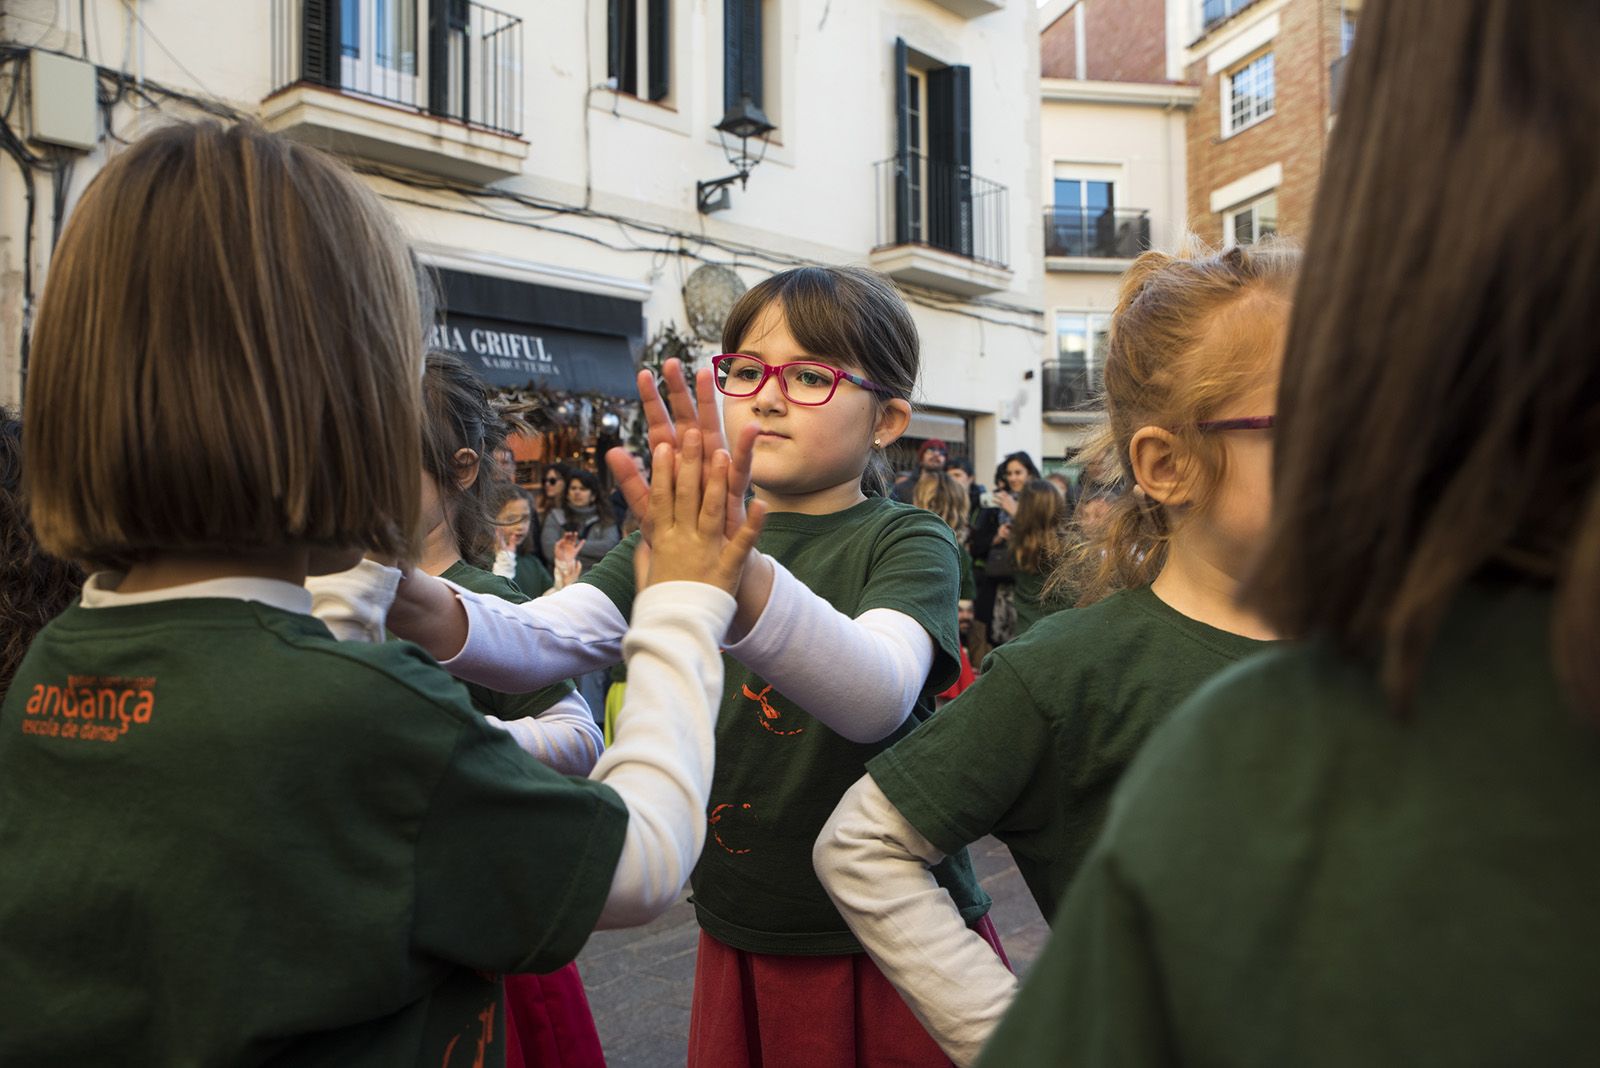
[643,431,765,594]
[608,360,757,543]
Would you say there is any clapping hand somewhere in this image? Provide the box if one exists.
[606,357,757,545]
[642,430,765,593]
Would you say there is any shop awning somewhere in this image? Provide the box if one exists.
[430,313,640,396]
[432,268,645,398]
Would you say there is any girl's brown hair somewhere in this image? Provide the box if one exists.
[912,471,971,535]
[721,266,919,496]
[1011,479,1069,576]
[1062,237,1299,605]
[24,120,423,567]
[1246,0,1600,713]
[421,352,509,568]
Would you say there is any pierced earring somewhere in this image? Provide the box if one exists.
[873,438,882,447]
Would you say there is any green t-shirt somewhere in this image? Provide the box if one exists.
[582,496,984,954]
[958,544,977,602]
[512,553,554,599]
[1010,566,1068,638]
[979,581,1600,1067]
[441,560,573,718]
[0,597,628,1068]
[869,583,1271,916]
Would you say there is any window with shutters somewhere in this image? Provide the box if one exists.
[892,40,973,258]
[280,0,523,136]
[608,0,670,103]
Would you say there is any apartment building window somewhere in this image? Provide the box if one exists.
[608,0,670,102]
[1225,52,1275,135]
[1050,312,1112,411]
[1201,0,1257,33]
[893,38,972,256]
[1224,192,1278,246]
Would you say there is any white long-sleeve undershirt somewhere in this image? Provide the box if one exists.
[484,689,602,777]
[815,774,1018,1067]
[591,582,732,927]
[448,555,933,742]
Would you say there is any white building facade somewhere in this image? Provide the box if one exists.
[1038,0,1194,474]
[1,0,1045,481]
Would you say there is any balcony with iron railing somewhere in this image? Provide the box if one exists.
[263,0,527,183]
[868,152,1012,297]
[1044,207,1151,268]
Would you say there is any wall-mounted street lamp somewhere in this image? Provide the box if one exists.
[697,95,776,214]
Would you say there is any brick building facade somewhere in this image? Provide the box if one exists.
[1181,0,1360,246]
[1044,0,1359,245]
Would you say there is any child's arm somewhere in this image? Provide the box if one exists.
[486,688,604,777]
[816,775,1018,1067]
[308,560,629,692]
[592,434,766,926]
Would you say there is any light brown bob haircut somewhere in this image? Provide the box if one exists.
[1061,237,1299,605]
[25,120,424,569]
[1247,0,1600,715]
[912,470,970,535]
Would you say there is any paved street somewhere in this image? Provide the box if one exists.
[576,836,1049,1067]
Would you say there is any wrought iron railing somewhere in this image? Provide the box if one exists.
[1044,208,1151,259]
[874,152,1010,270]
[270,0,523,137]
[1042,358,1100,415]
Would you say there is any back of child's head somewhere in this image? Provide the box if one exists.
[1,410,83,697]
[1246,0,1600,713]
[1067,237,1300,604]
[912,471,970,533]
[24,120,423,569]
[1012,479,1069,575]
[421,351,507,567]
[721,266,919,495]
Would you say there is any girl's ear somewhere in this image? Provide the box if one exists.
[1128,426,1196,508]
[453,447,481,491]
[872,398,913,448]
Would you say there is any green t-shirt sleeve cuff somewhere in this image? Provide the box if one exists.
[867,749,981,860]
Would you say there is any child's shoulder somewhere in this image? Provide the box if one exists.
[441,561,530,605]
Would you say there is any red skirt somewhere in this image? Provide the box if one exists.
[686,917,1009,1068]
[502,963,606,1068]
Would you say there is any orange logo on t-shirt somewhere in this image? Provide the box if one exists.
[19,676,156,743]
[709,802,756,855]
[742,683,804,737]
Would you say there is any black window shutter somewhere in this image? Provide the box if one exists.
[301,0,340,86]
[647,0,670,101]
[724,0,761,112]
[893,38,912,246]
[643,0,668,101]
[609,0,639,96]
[927,64,973,257]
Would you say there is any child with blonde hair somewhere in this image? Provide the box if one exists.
[816,238,1297,1065]
[0,120,761,1067]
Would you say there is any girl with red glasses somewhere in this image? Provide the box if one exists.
[323,265,1000,1065]
[815,238,1299,1064]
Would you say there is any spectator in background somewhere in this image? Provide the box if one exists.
[530,462,568,564]
[969,451,1042,652]
[945,456,984,518]
[891,438,949,502]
